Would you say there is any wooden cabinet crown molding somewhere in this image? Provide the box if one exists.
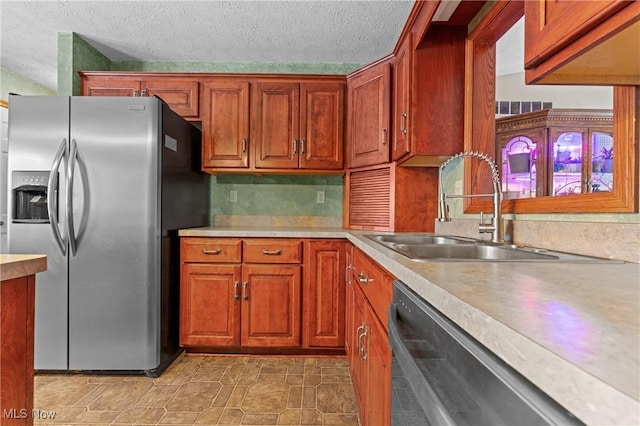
[80,71,347,82]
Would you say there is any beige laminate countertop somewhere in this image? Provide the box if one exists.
[0,254,47,281]
[179,226,640,425]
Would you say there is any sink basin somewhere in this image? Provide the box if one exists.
[365,233,622,263]
[366,234,475,245]
[393,243,559,261]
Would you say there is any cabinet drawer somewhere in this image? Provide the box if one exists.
[353,248,393,330]
[181,238,242,263]
[243,239,303,264]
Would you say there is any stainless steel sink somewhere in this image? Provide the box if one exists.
[366,234,475,246]
[393,243,559,261]
[365,233,622,263]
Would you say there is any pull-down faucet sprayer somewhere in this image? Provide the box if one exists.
[437,151,504,243]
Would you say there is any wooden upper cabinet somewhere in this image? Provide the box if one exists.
[80,73,200,119]
[394,26,466,166]
[202,80,250,169]
[299,83,344,169]
[142,78,199,118]
[253,82,301,169]
[82,77,141,97]
[253,81,344,170]
[347,59,391,168]
[524,0,640,84]
[392,33,412,161]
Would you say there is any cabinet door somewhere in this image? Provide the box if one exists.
[180,264,241,347]
[524,0,631,68]
[344,243,355,358]
[364,303,391,426]
[142,78,200,118]
[299,83,345,169]
[347,61,391,168]
[350,281,367,417]
[82,77,141,97]
[241,264,301,347]
[392,34,412,161]
[303,240,346,348]
[202,80,250,168]
[253,82,300,169]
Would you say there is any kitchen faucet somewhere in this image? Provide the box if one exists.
[437,151,504,243]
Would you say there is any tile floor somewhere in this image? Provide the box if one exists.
[33,354,360,425]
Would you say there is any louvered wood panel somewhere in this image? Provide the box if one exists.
[348,166,392,230]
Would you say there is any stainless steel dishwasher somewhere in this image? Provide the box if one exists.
[389,280,584,426]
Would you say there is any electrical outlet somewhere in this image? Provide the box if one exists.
[317,190,325,204]
[229,190,238,203]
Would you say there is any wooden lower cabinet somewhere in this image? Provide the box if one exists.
[0,275,36,426]
[180,237,345,352]
[303,240,346,348]
[180,263,242,347]
[348,247,393,426]
[363,303,392,426]
[241,264,301,347]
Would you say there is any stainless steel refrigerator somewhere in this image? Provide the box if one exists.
[6,95,209,376]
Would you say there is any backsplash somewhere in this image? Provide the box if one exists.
[435,218,640,263]
[210,174,343,228]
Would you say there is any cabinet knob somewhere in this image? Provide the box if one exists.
[382,128,388,145]
[300,139,306,155]
[293,139,298,155]
[242,138,247,153]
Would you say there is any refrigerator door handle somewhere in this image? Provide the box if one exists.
[67,138,78,256]
[47,138,68,255]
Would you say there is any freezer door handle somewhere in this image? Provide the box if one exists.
[47,138,67,255]
[67,139,78,256]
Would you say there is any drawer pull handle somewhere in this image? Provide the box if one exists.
[233,281,240,300]
[262,249,282,256]
[345,264,353,285]
[358,272,372,285]
[358,323,368,363]
[242,281,249,300]
[202,248,221,255]
[356,324,365,354]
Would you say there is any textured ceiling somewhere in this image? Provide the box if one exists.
[0,0,415,91]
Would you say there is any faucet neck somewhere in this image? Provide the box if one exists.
[437,151,504,243]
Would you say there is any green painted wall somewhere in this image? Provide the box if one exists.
[111,61,360,75]
[0,67,55,100]
[211,175,343,218]
[57,32,111,95]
